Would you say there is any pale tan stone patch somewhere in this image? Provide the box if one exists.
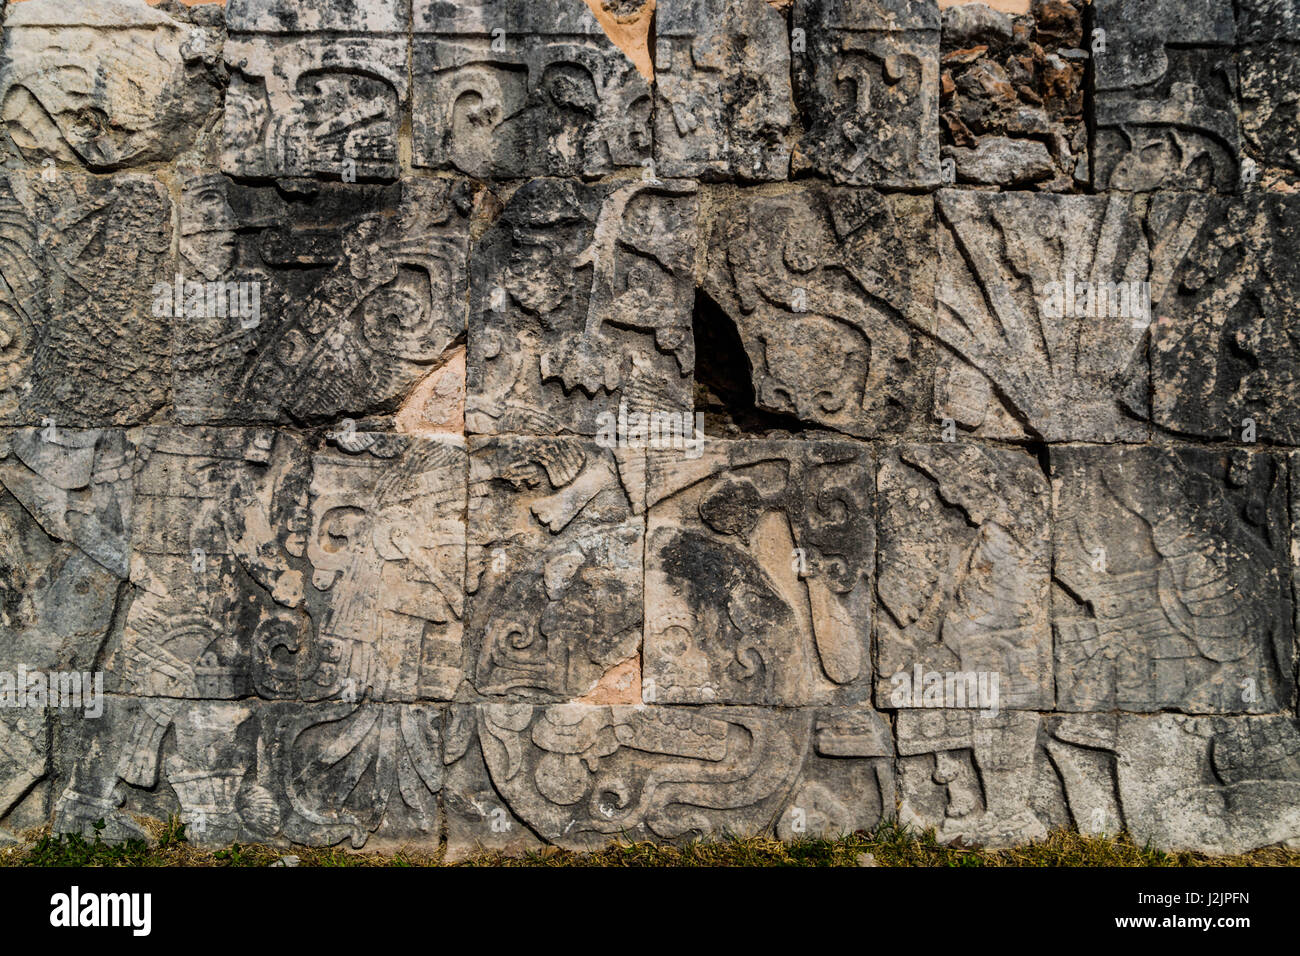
[575,655,642,705]
[394,345,466,437]
[582,0,655,81]
[939,0,1029,13]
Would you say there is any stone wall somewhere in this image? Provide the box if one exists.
[0,0,1297,858]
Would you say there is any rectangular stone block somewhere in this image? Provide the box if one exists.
[1091,0,1240,191]
[876,443,1052,711]
[223,0,410,180]
[702,185,936,437]
[644,440,874,706]
[413,0,652,179]
[472,703,840,849]
[53,694,444,849]
[896,709,1051,846]
[1149,193,1300,444]
[654,0,793,180]
[466,178,698,437]
[467,436,643,702]
[934,190,1151,442]
[792,0,941,187]
[119,429,466,705]
[0,171,172,426]
[1051,445,1293,713]
[443,703,543,862]
[0,0,222,169]
[173,172,475,425]
[0,427,134,693]
[775,707,896,840]
[1050,713,1300,856]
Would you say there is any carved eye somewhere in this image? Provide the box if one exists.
[759,380,797,414]
[815,389,846,414]
[699,478,763,537]
[276,329,308,366]
[542,65,598,114]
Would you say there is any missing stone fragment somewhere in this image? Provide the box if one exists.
[691,289,817,437]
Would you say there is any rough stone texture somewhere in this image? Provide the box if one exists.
[655,0,793,181]
[899,710,1300,853]
[876,443,1051,710]
[2,0,1299,857]
[467,702,894,849]
[0,170,173,426]
[1149,192,1300,444]
[223,0,409,180]
[173,173,478,425]
[1091,0,1240,192]
[0,425,134,832]
[792,0,941,187]
[467,178,698,437]
[1052,445,1293,714]
[897,709,1052,845]
[940,0,1088,190]
[54,693,445,848]
[1238,0,1299,178]
[644,440,874,705]
[702,185,935,437]
[116,429,466,705]
[1240,43,1300,177]
[413,0,652,179]
[0,0,223,169]
[467,436,643,701]
[933,190,1150,442]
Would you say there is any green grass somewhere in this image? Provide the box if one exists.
[5,818,1299,867]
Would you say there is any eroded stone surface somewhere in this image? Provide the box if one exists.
[223,0,408,180]
[897,709,1052,846]
[0,426,132,831]
[413,0,652,179]
[1052,445,1293,713]
[3,0,1300,859]
[467,436,643,701]
[876,443,1051,710]
[933,190,1151,442]
[54,694,444,848]
[792,0,941,187]
[644,440,874,706]
[1051,714,1300,855]
[0,0,223,169]
[1240,43,1300,176]
[1091,0,1240,191]
[0,171,173,426]
[655,0,793,181]
[703,185,935,437]
[940,0,1088,191]
[116,429,466,705]
[174,173,476,425]
[1149,191,1300,445]
[474,702,892,848]
[467,178,698,437]
[901,710,1300,853]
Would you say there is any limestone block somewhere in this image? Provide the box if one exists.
[1052,445,1293,713]
[644,440,874,706]
[467,178,698,437]
[792,0,941,187]
[703,185,935,437]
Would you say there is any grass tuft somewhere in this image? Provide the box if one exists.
[4,819,1299,867]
